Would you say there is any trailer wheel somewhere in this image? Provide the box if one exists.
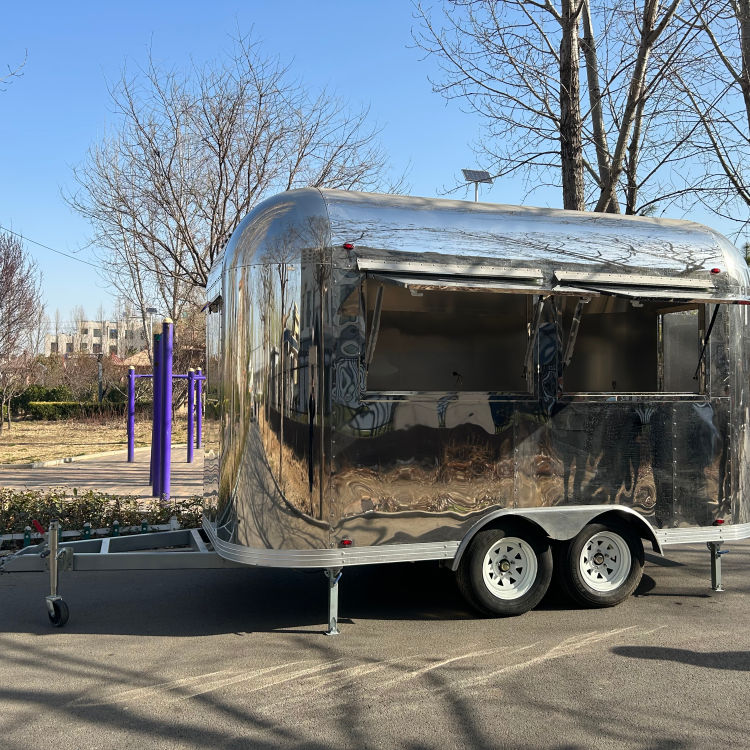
[457,524,552,617]
[558,522,644,608]
[48,599,69,628]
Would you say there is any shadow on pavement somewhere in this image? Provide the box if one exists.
[611,645,750,671]
[0,562,476,636]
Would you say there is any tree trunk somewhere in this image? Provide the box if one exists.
[560,0,585,211]
[580,0,619,213]
[738,0,750,134]
[625,96,647,214]
[594,0,680,213]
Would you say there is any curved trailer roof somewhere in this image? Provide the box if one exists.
[211,189,750,301]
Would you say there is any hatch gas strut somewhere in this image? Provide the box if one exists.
[563,297,589,370]
[694,304,720,381]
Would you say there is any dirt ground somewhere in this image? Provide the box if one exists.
[0,417,189,464]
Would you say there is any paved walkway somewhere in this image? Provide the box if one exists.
[0,446,203,499]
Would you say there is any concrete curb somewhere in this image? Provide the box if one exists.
[1,444,190,469]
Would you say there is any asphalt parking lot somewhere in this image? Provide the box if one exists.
[1,541,749,750]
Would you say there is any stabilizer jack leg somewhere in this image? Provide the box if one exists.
[707,541,728,592]
[324,567,342,636]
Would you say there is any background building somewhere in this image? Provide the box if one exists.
[44,319,148,359]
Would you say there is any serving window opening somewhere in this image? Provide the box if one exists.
[363,279,532,393]
[557,295,707,395]
[357,274,714,397]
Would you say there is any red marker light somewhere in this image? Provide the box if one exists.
[710,268,721,274]
[713,519,725,525]
[339,538,353,547]
[343,242,354,250]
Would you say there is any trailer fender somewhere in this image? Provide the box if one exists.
[450,505,662,571]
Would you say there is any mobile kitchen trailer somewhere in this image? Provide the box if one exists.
[4,188,750,632]
[200,188,750,626]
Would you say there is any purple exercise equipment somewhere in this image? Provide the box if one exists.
[125,319,206,498]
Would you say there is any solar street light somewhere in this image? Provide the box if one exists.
[462,169,493,202]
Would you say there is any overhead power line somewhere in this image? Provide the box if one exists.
[0,224,100,269]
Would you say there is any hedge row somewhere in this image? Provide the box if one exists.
[25,401,153,420]
[13,385,143,415]
[0,487,204,536]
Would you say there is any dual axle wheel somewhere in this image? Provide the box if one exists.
[456,521,644,617]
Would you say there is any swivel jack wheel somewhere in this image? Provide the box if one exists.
[44,520,72,628]
[46,596,69,627]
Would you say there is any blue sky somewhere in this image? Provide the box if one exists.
[0,1,738,322]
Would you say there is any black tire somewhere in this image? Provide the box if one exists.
[456,524,553,617]
[48,599,69,628]
[557,522,644,608]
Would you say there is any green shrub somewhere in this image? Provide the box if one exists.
[15,385,75,414]
[105,388,126,404]
[46,386,74,402]
[0,487,204,536]
[14,385,48,412]
[25,401,134,420]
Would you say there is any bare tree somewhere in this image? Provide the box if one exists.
[668,0,750,229]
[0,231,43,430]
[24,308,48,357]
[70,305,86,334]
[68,35,397,329]
[592,0,684,212]
[0,360,31,430]
[0,232,44,361]
[1,51,26,92]
[52,309,62,354]
[414,0,690,214]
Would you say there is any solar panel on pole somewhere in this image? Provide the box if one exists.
[461,169,493,202]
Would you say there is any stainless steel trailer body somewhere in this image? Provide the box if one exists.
[201,188,750,618]
[8,190,750,630]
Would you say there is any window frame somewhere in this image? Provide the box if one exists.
[360,275,536,397]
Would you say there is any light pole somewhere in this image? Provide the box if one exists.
[145,307,158,360]
[97,353,103,403]
[462,169,494,202]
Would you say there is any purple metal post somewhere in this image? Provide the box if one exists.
[196,368,203,448]
[127,367,136,462]
[187,369,195,463]
[159,319,174,500]
[151,333,162,496]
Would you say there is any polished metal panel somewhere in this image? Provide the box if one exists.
[656,521,750,545]
[553,284,747,303]
[367,273,542,295]
[204,518,460,567]
[322,190,750,289]
[204,188,750,564]
[357,257,543,279]
[553,270,713,288]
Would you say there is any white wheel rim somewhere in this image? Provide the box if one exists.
[578,531,631,592]
[482,537,538,600]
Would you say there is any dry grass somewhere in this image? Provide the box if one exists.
[0,416,190,465]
